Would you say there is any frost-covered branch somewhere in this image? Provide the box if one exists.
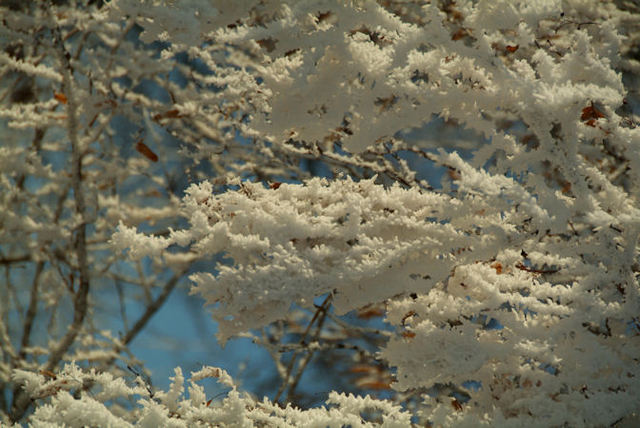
[110,0,640,425]
[4,0,640,426]
[11,362,411,427]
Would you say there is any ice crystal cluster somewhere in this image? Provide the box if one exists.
[11,362,410,427]
[3,0,640,426]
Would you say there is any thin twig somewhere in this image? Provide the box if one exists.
[17,262,44,361]
[284,298,332,403]
[274,294,332,404]
[97,272,184,373]
[0,255,31,265]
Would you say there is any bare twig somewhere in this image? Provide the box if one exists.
[17,262,44,361]
[0,255,31,265]
[274,294,332,405]
[96,271,185,373]
[284,299,332,404]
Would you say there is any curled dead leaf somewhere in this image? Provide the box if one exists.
[491,262,503,274]
[357,307,384,319]
[53,92,67,104]
[451,399,463,411]
[135,140,159,162]
[581,102,605,122]
[153,109,182,121]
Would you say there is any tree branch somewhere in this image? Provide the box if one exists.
[10,19,90,423]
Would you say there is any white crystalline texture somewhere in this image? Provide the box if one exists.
[16,363,411,427]
[107,0,640,423]
[5,0,639,426]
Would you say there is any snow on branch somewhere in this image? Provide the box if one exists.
[13,363,411,427]
[113,177,492,342]
[106,0,640,424]
[5,0,640,425]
